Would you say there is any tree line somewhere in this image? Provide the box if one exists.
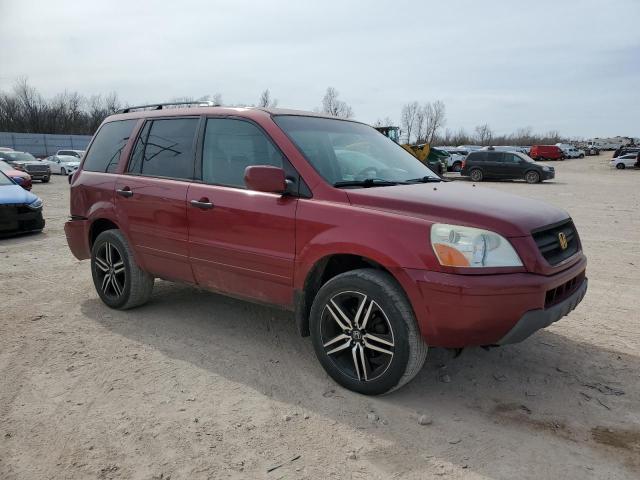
[0,78,564,146]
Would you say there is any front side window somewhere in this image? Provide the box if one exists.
[201,118,284,187]
[273,116,438,186]
[83,120,137,173]
[128,118,198,180]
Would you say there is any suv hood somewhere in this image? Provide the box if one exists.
[345,181,568,237]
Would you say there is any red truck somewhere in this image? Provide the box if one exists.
[65,104,587,395]
[529,145,565,161]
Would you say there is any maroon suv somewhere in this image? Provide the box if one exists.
[65,104,587,395]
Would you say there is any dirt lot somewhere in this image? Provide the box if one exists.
[1,153,639,479]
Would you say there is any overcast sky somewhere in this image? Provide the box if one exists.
[1,0,638,138]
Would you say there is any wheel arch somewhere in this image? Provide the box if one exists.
[295,253,403,337]
[89,218,120,248]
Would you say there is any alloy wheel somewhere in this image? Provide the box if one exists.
[526,171,539,183]
[320,291,395,382]
[94,242,125,298]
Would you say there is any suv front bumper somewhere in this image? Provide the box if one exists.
[399,254,587,347]
[497,278,587,344]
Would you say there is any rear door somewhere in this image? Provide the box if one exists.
[186,117,298,307]
[484,151,505,177]
[115,117,200,283]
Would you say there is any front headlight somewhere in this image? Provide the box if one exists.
[430,223,522,268]
[27,198,43,210]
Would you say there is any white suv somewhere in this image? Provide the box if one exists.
[556,144,585,159]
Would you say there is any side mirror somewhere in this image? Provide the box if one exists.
[244,165,287,194]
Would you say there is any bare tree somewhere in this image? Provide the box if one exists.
[475,123,493,145]
[400,101,419,143]
[258,89,277,108]
[414,107,426,143]
[320,87,353,119]
[422,100,446,144]
[373,116,394,128]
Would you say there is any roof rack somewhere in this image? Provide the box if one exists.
[117,101,217,114]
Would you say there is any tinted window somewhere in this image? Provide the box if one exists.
[468,152,487,162]
[83,120,137,173]
[128,118,198,180]
[504,153,521,163]
[201,118,285,187]
[489,152,505,162]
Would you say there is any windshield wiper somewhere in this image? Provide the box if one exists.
[405,176,443,183]
[333,178,404,188]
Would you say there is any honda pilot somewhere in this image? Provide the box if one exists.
[65,104,588,395]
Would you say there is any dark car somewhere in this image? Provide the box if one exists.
[0,171,45,236]
[0,151,51,182]
[64,103,586,395]
[461,150,555,183]
[614,146,640,158]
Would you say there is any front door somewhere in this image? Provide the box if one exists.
[115,116,200,283]
[187,117,298,307]
[502,153,524,179]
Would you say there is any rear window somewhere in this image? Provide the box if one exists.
[83,120,137,173]
[127,118,199,180]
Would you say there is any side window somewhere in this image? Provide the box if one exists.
[201,118,285,188]
[469,152,487,162]
[127,118,198,180]
[491,152,505,163]
[505,153,520,163]
[83,120,137,173]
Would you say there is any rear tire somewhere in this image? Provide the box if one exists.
[469,168,483,182]
[91,230,154,309]
[309,269,427,395]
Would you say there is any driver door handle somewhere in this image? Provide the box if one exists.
[190,198,214,210]
[116,187,133,198]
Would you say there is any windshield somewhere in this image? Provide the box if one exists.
[4,152,36,162]
[273,116,439,186]
[0,160,11,172]
[58,156,79,163]
[0,171,15,185]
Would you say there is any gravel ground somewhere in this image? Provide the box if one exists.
[1,153,639,479]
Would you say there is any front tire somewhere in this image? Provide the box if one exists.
[451,162,462,172]
[91,230,154,309]
[309,269,427,395]
[41,176,50,183]
[616,163,625,169]
[60,167,66,175]
[525,171,541,184]
[469,168,483,182]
